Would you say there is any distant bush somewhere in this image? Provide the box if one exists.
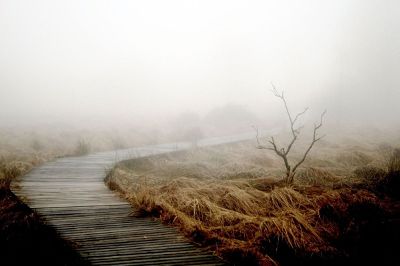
[111,138,126,149]
[31,139,43,151]
[388,148,400,173]
[381,148,400,198]
[74,139,91,156]
[0,158,32,189]
[353,149,400,198]
[182,127,204,147]
[353,166,386,181]
[335,151,373,167]
[297,167,339,187]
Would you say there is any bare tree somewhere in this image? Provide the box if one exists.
[255,84,326,183]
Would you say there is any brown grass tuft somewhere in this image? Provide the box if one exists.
[107,168,332,263]
[106,139,400,265]
[388,148,400,173]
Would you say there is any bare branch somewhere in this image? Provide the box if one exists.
[292,110,327,174]
[274,89,293,126]
[259,84,327,183]
[268,137,280,154]
[285,136,297,156]
[294,125,304,135]
[252,126,273,150]
[270,82,284,99]
[315,134,326,142]
[271,84,308,139]
[293,107,309,125]
[252,125,269,149]
[315,110,327,130]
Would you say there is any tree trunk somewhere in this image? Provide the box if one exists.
[285,171,295,184]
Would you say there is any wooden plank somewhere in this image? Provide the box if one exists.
[10,134,256,265]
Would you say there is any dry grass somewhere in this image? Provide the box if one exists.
[109,174,325,265]
[388,148,400,173]
[0,125,169,185]
[106,136,400,265]
[0,154,51,189]
[0,129,100,264]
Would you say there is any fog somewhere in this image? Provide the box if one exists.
[0,0,399,131]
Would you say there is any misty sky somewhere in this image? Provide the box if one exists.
[0,0,399,126]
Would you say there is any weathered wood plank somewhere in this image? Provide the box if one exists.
[12,134,260,265]
[11,133,256,265]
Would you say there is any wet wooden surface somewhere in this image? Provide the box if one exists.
[12,133,256,265]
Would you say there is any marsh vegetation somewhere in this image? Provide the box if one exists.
[106,131,400,265]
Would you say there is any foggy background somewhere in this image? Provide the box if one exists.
[0,0,399,134]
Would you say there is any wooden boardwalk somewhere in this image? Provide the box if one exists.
[12,133,255,265]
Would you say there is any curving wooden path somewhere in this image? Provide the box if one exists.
[11,133,256,265]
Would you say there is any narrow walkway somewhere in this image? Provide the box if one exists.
[12,133,255,265]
